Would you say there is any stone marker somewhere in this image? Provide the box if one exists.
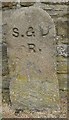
[5,7,60,111]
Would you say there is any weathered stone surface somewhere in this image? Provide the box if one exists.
[57,20,67,37]
[2,0,17,2]
[2,0,69,2]
[2,89,11,104]
[0,44,2,88]
[2,2,17,10]
[57,44,69,57]
[4,7,60,111]
[20,0,35,6]
[2,76,10,89]
[57,61,67,73]
[40,0,69,3]
[58,74,67,90]
[2,43,9,76]
[57,56,67,62]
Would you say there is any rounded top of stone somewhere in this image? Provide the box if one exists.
[7,6,56,34]
[6,6,56,52]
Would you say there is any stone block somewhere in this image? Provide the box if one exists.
[2,43,9,76]
[20,0,35,7]
[58,74,68,90]
[2,2,17,9]
[3,6,60,111]
[57,56,67,62]
[57,61,67,73]
[57,20,68,37]
[2,76,10,89]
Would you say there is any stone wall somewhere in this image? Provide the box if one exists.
[0,0,68,118]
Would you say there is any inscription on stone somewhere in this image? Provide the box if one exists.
[5,7,59,111]
[12,25,50,53]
